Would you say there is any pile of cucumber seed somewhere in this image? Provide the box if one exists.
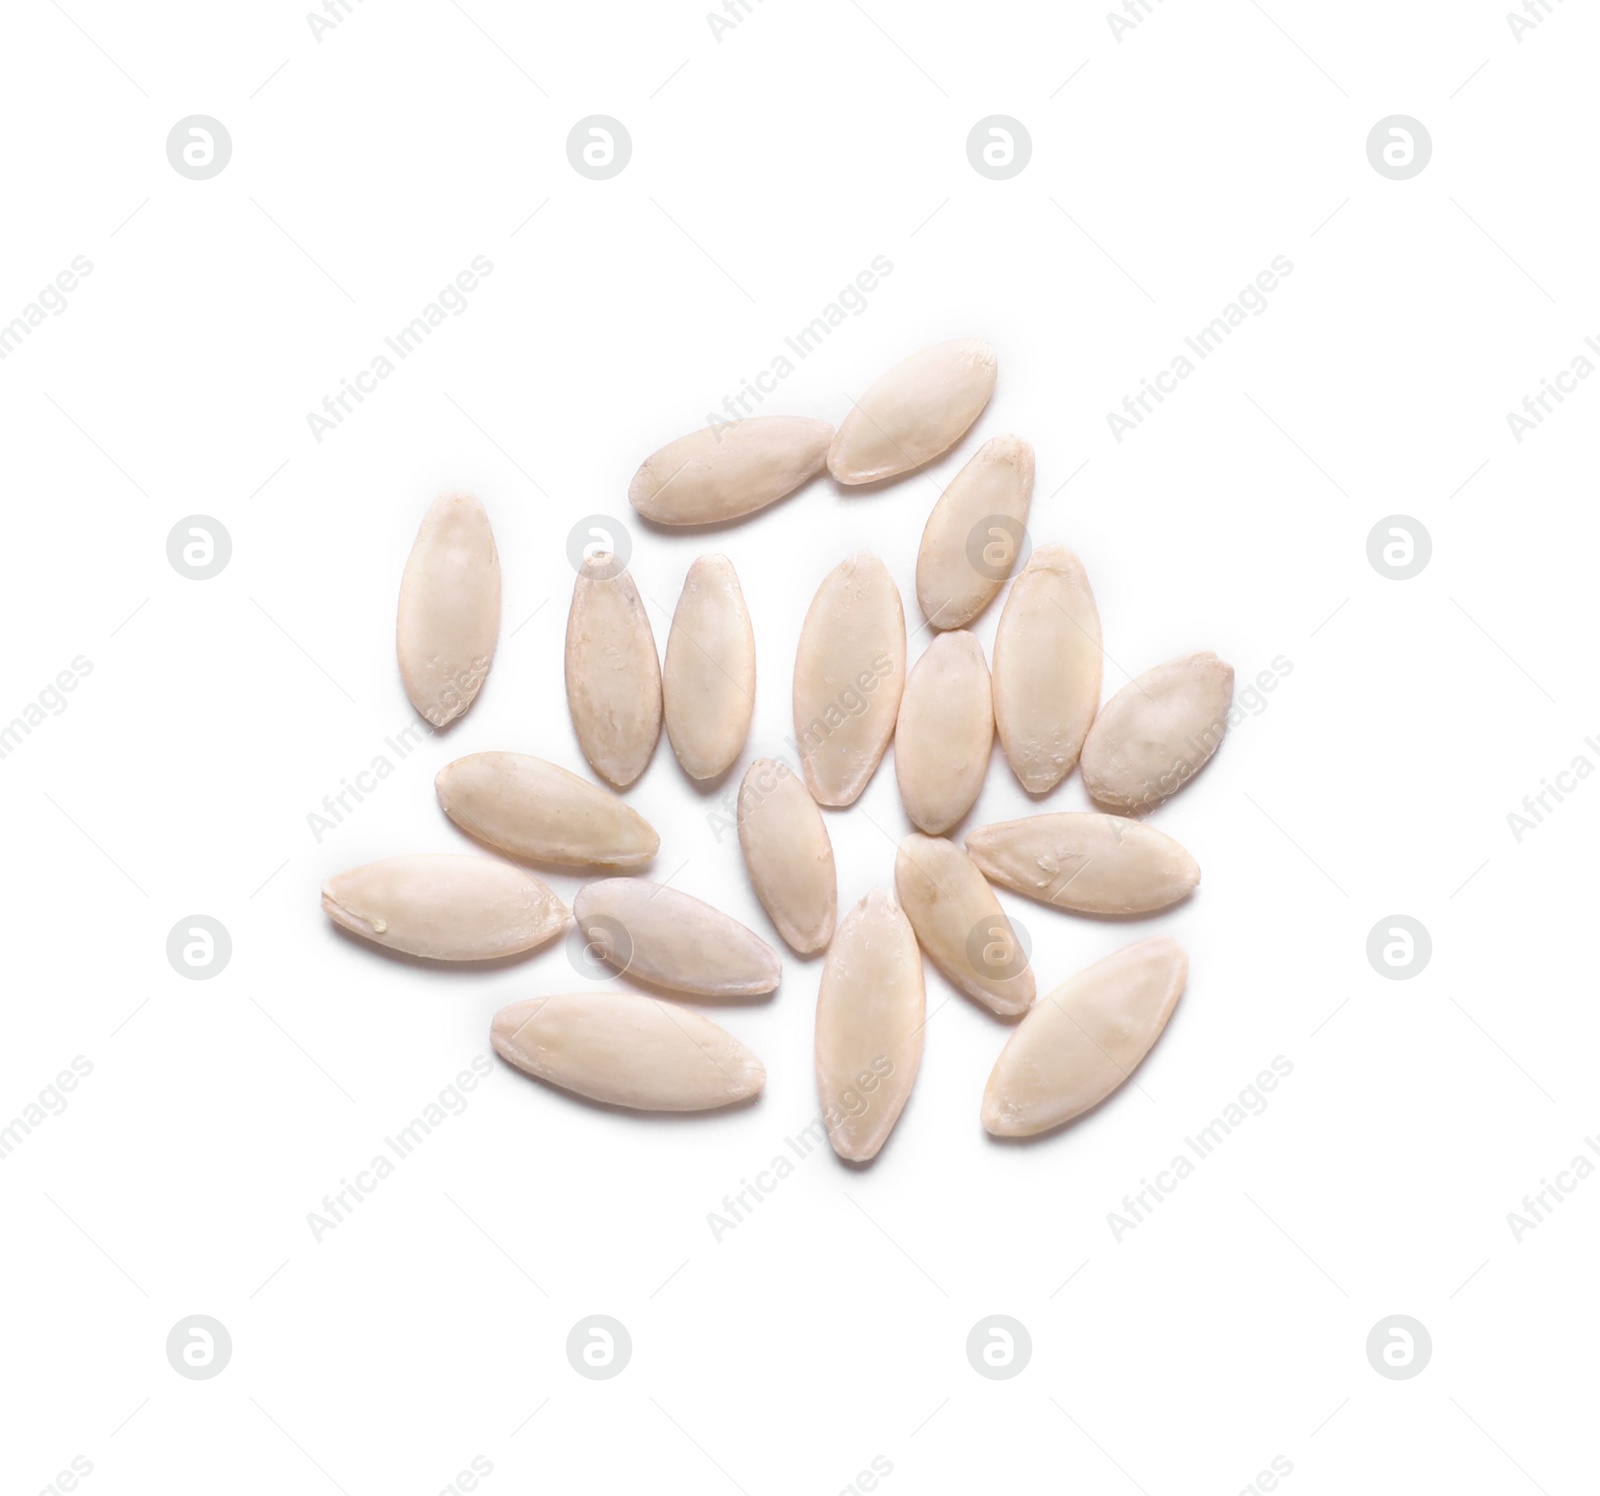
[321,339,1233,1161]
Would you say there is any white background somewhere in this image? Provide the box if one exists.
[2,1,1595,1492]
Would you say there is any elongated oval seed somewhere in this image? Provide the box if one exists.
[435,752,658,868]
[991,543,1102,793]
[737,759,837,954]
[828,339,998,485]
[492,992,764,1112]
[792,553,906,807]
[565,555,662,788]
[629,416,834,525]
[396,493,500,726]
[895,630,993,835]
[815,890,925,1161]
[573,879,781,997]
[1080,652,1235,813]
[894,835,1034,1017]
[982,936,1188,1137]
[663,556,756,781]
[916,435,1034,628]
[322,854,569,962]
[966,813,1200,914]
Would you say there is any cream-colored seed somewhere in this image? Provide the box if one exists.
[1080,652,1234,813]
[321,854,568,962]
[894,630,993,835]
[629,416,833,525]
[662,555,756,781]
[435,752,659,868]
[492,992,765,1112]
[828,339,998,485]
[965,813,1200,914]
[916,435,1034,629]
[396,493,500,726]
[991,543,1102,793]
[736,759,837,954]
[814,890,925,1162]
[792,553,906,807]
[894,834,1034,1017]
[564,554,662,788]
[982,936,1188,1137]
[572,879,781,997]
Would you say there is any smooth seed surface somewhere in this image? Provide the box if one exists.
[629,416,833,525]
[435,752,659,868]
[792,552,906,807]
[565,554,663,788]
[663,555,756,781]
[322,854,568,962]
[966,813,1200,914]
[396,493,500,727]
[828,339,997,485]
[991,543,1102,794]
[894,629,993,835]
[573,878,781,997]
[916,434,1034,629]
[737,758,837,954]
[894,834,1034,1017]
[493,992,765,1112]
[982,936,1187,1137]
[1080,652,1234,812]
[814,890,925,1162]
